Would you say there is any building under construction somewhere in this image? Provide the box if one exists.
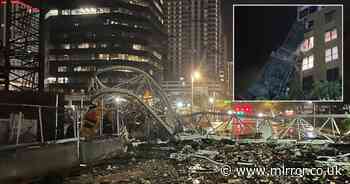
[0,0,45,91]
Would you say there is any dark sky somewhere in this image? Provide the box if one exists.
[234,6,297,95]
[234,6,296,69]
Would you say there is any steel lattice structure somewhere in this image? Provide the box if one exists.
[0,0,44,91]
[89,66,181,138]
[181,112,350,144]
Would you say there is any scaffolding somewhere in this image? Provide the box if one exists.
[0,0,44,91]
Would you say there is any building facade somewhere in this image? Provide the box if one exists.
[226,61,233,99]
[162,80,224,109]
[165,0,223,82]
[45,0,166,95]
[298,6,342,93]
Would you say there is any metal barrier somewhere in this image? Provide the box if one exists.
[0,101,80,154]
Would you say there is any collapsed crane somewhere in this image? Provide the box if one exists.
[81,66,182,141]
[244,21,305,100]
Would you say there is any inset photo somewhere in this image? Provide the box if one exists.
[234,5,343,101]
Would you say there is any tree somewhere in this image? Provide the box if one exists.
[339,119,350,134]
[310,80,341,100]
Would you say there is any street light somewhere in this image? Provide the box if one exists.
[257,112,264,118]
[193,71,201,81]
[307,101,316,127]
[115,96,122,103]
[209,97,215,112]
[191,71,201,123]
[209,97,215,104]
[114,96,122,135]
[176,101,184,108]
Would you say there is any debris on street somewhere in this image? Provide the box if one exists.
[61,139,350,184]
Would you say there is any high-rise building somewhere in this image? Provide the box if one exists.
[226,61,233,99]
[46,0,166,96]
[166,0,223,82]
[298,6,342,93]
[222,33,232,98]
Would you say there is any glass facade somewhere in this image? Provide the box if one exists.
[47,0,166,92]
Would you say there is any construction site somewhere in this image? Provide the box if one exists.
[0,1,349,184]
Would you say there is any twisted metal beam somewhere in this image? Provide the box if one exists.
[90,88,175,135]
[90,66,180,138]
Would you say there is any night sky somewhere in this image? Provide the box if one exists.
[233,6,297,96]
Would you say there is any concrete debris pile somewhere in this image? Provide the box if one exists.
[63,140,350,184]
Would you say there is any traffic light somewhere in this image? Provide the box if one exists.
[236,111,245,118]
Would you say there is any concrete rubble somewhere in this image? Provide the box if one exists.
[61,139,350,184]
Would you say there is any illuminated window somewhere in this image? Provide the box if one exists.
[97,54,109,60]
[302,55,314,71]
[325,48,332,62]
[73,66,81,72]
[110,53,125,60]
[128,55,148,62]
[78,43,89,49]
[90,43,96,48]
[302,36,314,52]
[58,66,67,72]
[72,8,96,15]
[45,77,56,84]
[61,44,70,49]
[62,10,71,15]
[46,9,58,19]
[325,28,337,42]
[109,53,148,62]
[96,8,110,14]
[73,66,96,72]
[65,8,110,15]
[333,46,339,60]
[128,0,148,7]
[132,44,145,50]
[57,77,68,84]
[325,46,338,62]
[111,20,120,25]
[104,18,110,25]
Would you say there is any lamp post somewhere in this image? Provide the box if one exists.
[209,97,215,112]
[191,71,200,123]
[115,96,121,135]
[307,101,315,128]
